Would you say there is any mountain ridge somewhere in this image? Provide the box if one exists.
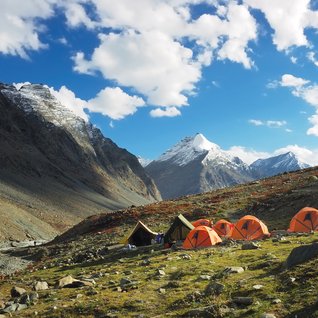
[0,83,161,241]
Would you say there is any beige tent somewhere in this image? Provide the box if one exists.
[164,214,194,244]
[121,221,158,246]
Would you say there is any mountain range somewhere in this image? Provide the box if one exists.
[0,83,161,241]
[0,81,312,240]
[145,133,310,199]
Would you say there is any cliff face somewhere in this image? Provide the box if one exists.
[0,83,161,241]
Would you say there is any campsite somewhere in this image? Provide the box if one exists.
[0,167,318,317]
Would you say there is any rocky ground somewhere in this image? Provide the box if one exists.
[0,227,317,317]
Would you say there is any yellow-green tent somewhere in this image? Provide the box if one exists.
[121,221,158,246]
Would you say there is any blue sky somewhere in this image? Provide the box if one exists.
[1,0,318,165]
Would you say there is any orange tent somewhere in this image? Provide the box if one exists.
[192,219,212,228]
[288,207,318,233]
[183,226,222,249]
[213,219,234,237]
[230,215,269,241]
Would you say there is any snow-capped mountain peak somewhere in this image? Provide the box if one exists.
[250,151,310,178]
[157,133,222,166]
[192,133,219,152]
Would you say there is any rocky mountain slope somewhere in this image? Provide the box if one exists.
[0,83,161,241]
[250,152,310,178]
[145,134,312,200]
[146,134,255,199]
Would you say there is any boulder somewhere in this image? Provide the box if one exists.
[205,282,224,296]
[223,267,244,274]
[285,243,318,268]
[232,297,253,306]
[261,314,276,318]
[10,287,26,298]
[242,242,259,250]
[34,281,49,291]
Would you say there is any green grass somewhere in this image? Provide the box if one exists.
[1,232,318,317]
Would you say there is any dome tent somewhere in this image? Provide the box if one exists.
[288,207,318,233]
[183,226,222,249]
[230,215,269,241]
[213,219,234,237]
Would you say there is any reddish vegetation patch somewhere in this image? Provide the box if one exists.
[53,166,318,243]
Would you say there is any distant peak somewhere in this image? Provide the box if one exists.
[192,133,218,151]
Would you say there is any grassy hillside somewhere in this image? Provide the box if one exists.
[0,167,318,317]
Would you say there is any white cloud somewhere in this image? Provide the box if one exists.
[0,0,54,58]
[226,146,269,164]
[150,107,181,118]
[290,56,298,64]
[249,119,287,128]
[278,73,318,137]
[280,74,309,88]
[307,51,318,67]
[73,30,201,107]
[88,87,145,120]
[245,0,318,51]
[62,1,96,29]
[249,119,263,126]
[72,1,257,115]
[48,85,89,121]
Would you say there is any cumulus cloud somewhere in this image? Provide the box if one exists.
[88,87,145,120]
[0,0,54,58]
[280,74,309,88]
[47,85,146,121]
[150,107,181,118]
[244,0,318,51]
[226,146,269,164]
[249,119,287,128]
[48,85,89,121]
[307,51,318,67]
[279,74,318,137]
[72,0,258,116]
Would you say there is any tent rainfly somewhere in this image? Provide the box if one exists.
[192,218,212,228]
[121,221,158,246]
[230,215,269,241]
[164,214,194,244]
[183,226,222,249]
[213,219,234,237]
[288,207,318,233]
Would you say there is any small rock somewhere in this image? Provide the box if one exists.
[224,267,244,274]
[158,288,166,294]
[205,282,224,296]
[157,269,166,277]
[11,286,26,298]
[124,270,133,275]
[260,314,277,318]
[56,275,76,288]
[16,304,28,311]
[140,259,150,266]
[253,284,263,290]
[180,254,192,260]
[199,275,211,281]
[272,299,281,304]
[2,303,18,313]
[34,281,49,291]
[232,297,253,306]
[242,242,259,250]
